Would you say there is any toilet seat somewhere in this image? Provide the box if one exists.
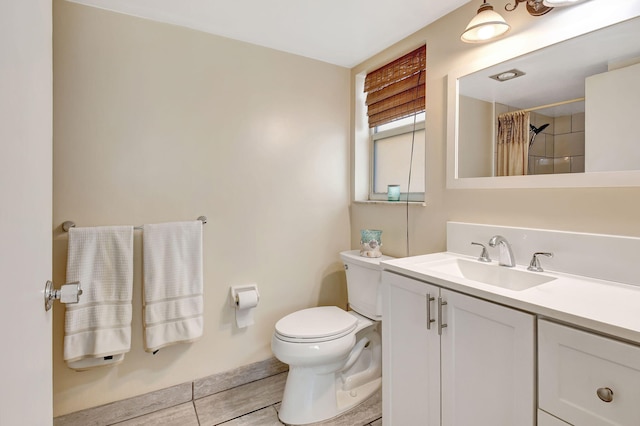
[275,306,357,343]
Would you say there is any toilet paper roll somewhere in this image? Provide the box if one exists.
[235,290,259,328]
[237,290,259,309]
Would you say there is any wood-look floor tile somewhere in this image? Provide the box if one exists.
[308,389,382,426]
[195,372,287,426]
[53,383,193,426]
[110,402,198,426]
[218,406,283,426]
[194,357,288,399]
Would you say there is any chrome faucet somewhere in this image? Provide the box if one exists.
[488,235,515,267]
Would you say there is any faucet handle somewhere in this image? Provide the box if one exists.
[471,242,492,263]
[527,252,553,272]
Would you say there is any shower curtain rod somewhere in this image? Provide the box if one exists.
[62,216,207,232]
[509,97,585,114]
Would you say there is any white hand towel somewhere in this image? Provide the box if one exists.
[143,221,204,352]
[64,226,134,370]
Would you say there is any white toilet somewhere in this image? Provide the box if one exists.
[271,250,392,425]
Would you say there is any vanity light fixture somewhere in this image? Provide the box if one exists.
[505,0,553,16]
[505,0,590,15]
[463,0,591,43]
[461,1,511,44]
[542,0,591,6]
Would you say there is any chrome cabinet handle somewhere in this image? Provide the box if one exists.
[426,293,435,330]
[438,297,448,335]
[44,280,83,311]
[596,387,614,403]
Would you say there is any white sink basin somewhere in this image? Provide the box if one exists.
[422,258,556,291]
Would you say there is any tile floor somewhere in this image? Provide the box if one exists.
[110,372,382,426]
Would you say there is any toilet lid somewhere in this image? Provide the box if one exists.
[275,306,357,341]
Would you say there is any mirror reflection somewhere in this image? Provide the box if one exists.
[457,17,640,178]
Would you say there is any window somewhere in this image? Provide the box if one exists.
[371,114,425,201]
[363,45,426,202]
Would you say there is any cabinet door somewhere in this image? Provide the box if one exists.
[382,271,440,426]
[440,289,535,426]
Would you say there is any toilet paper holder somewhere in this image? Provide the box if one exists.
[229,284,260,307]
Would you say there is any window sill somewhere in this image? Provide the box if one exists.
[353,200,426,206]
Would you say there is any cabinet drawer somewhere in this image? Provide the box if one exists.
[538,319,640,425]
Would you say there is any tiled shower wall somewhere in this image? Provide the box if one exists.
[528,111,585,175]
[495,103,585,175]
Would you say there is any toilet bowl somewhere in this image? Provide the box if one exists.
[271,250,391,425]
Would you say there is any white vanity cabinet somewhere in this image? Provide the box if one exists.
[382,271,535,425]
[382,271,440,425]
[538,319,640,425]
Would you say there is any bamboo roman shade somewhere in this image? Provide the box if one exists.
[364,45,426,128]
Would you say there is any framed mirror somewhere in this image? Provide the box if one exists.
[447,15,640,189]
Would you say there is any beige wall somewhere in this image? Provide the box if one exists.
[350,1,640,259]
[52,0,350,415]
[458,95,493,178]
[586,62,640,172]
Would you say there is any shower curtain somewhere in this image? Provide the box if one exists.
[497,111,530,176]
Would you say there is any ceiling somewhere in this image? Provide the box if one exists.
[67,0,471,68]
[459,16,640,117]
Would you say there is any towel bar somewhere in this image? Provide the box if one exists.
[44,280,82,311]
[62,216,207,232]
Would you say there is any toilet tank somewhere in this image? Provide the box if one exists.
[340,250,394,320]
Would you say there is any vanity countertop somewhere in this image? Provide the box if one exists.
[382,252,640,345]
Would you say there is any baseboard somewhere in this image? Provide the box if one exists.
[53,357,288,425]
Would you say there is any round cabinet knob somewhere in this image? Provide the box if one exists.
[596,387,614,403]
